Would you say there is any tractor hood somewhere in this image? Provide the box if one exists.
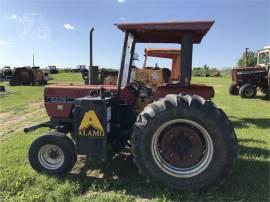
[44,84,117,98]
[44,84,136,118]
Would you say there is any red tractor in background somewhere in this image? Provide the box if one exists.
[24,21,237,191]
[229,46,270,99]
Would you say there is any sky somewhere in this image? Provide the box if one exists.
[0,0,269,69]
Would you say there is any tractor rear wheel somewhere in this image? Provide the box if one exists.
[239,84,256,98]
[131,94,238,191]
[229,84,239,95]
[28,134,76,176]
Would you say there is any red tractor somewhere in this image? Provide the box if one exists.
[25,21,238,191]
[229,46,270,99]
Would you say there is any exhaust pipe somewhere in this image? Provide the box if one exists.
[89,27,94,85]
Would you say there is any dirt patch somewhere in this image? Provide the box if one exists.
[0,100,47,138]
[0,112,11,120]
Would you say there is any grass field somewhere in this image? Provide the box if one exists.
[0,73,269,201]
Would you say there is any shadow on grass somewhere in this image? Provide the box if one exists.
[238,144,270,158]
[230,117,270,129]
[256,95,269,100]
[238,138,267,144]
[65,145,270,201]
[230,94,269,101]
[260,95,270,101]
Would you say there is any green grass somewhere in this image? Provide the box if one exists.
[0,83,44,112]
[49,72,83,83]
[0,73,269,201]
[0,72,83,112]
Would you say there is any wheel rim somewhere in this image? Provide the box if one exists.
[151,119,214,178]
[38,144,64,170]
[245,87,254,97]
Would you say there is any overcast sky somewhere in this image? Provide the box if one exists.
[0,0,269,69]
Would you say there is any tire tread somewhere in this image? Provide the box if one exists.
[131,94,238,191]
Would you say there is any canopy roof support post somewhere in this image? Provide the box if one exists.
[117,31,129,96]
[180,36,193,85]
[143,54,147,68]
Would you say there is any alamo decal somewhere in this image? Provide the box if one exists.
[79,111,105,137]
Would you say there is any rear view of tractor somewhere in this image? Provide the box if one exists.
[10,66,48,86]
[48,66,59,74]
[24,21,238,191]
[82,67,119,85]
[229,46,270,99]
[0,66,13,81]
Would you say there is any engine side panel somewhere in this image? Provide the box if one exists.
[44,85,136,118]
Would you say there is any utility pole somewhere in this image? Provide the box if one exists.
[32,53,35,67]
[245,48,249,67]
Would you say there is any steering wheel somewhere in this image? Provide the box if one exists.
[131,79,149,91]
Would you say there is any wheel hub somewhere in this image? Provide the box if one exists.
[48,149,60,159]
[245,88,254,97]
[38,144,64,170]
[151,119,214,178]
[171,135,192,154]
[159,125,205,168]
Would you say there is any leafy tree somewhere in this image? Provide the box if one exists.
[237,51,257,68]
[203,64,209,70]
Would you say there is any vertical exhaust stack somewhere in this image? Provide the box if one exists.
[245,48,249,67]
[87,27,99,85]
[89,28,94,85]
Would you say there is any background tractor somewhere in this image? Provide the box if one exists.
[229,45,269,99]
[130,48,180,87]
[24,21,237,191]
[81,48,181,86]
[81,67,119,85]
[0,66,13,81]
[48,66,59,74]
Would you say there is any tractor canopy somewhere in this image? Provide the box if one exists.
[116,21,214,44]
[116,20,214,86]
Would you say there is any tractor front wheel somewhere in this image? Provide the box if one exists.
[229,84,239,95]
[28,134,76,176]
[131,94,238,191]
[239,84,256,98]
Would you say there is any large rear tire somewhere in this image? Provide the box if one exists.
[131,94,238,191]
[239,84,256,98]
[28,134,76,176]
